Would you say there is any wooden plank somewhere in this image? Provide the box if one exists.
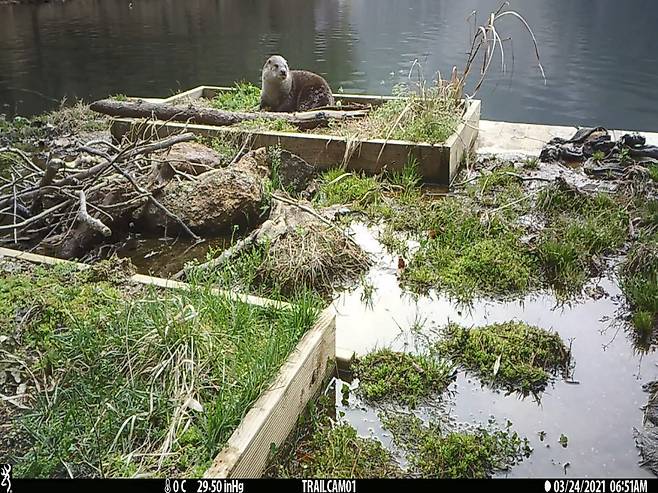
[163,85,206,103]
[204,308,336,478]
[111,89,480,184]
[0,247,291,310]
[336,346,356,372]
[445,99,481,183]
[112,118,454,183]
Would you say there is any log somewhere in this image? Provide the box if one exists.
[89,99,369,129]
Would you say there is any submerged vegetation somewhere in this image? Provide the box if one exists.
[437,321,570,395]
[353,349,454,408]
[269,398,531,479]
[0,258,320,477]
[268,398,402,478]
[382,414,531,478]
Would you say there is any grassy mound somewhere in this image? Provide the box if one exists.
[437,321,570,395]
[353,349,454,408]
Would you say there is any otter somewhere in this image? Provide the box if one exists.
[260,55,335,112]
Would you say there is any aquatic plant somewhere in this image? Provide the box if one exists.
[436,321,570,395]
[353,348,454,408]
[267,397,402,478]
[382,413,532,478]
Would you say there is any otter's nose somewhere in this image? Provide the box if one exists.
[279,69,287,77]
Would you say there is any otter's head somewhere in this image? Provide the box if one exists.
[262,55,290,84]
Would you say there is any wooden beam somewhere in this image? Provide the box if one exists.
[204,308,336,478]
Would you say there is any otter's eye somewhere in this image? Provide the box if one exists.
[274,64,279,69]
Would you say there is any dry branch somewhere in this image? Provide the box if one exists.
[77,190,112,237]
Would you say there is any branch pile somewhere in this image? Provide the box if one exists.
[0,132,210,258]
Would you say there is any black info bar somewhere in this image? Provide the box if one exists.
[1,478,655,493]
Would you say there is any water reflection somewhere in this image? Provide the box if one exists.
[1,0,658,130]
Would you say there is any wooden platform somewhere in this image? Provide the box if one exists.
[0,247,336,478]
[110,85,481,185]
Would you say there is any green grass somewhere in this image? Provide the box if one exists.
[321,163,630,303]
[0,259,320,478]
[437,321,570,395]
[353,349,454,408]
[649,164,658,183]
[382,414,531,478]
[203,136,242,166]
[535,182,629,295]
[620,233,658,344]
[235,118,297,133]
[210,82,261,112]
[314,168,383,209]
[399,197,537,301]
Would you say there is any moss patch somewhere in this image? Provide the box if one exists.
[383,413,531,478]
[437,321,570,395]
[353,349,454,408]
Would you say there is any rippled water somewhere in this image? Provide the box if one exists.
[1,0,658,130]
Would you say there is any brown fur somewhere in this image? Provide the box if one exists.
[260,55,334,112]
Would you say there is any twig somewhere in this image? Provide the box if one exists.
[76,190,112,237]
[11,173,17,244]
[174,228,259,280]
[0,200,71,232]
[30,157,63,215]
[271,193,360,248]
[0,146,44,174]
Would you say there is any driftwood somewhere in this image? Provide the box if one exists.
[89,98,369,129]
[77,190,111,237]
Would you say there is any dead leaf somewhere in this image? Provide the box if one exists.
[493,354,502,377]
[185,397,204,413]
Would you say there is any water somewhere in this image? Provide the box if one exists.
[2,0,658,130]
[331,221,658,478]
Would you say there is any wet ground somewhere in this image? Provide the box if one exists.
[330,222,657,478]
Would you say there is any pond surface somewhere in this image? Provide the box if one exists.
[332,221,658,478]
[2,0,658,130]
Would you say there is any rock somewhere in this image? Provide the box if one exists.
[277,150,316,193]
[158,141,226,175]
[140,148,270,235]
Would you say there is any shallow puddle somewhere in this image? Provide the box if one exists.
[332,222,657,478]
